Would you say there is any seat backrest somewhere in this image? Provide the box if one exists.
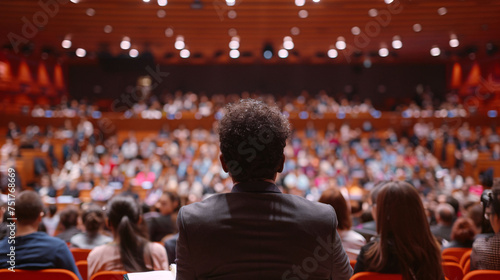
[443,255,460,263]
[459,250,472,268]
[70,248,92,263]
[463,270,500,280]
[89,270,128,280]
[75,260,88,280]
[350,272,402,280]
[442,262,464,280]
[0,269,79,280]
[350,259,357,269]
[442,248,471,263]
[462,259,470,275]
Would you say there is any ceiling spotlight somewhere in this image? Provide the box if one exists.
[336,37,346,50]
[175,36,185,50]
[229,40,240,50]
[327,48,338,58]
[437,7,447,16]
[413,23,422,32]
[75,48,86,57]
[379,47,389,57]
[262,43,274,59]
[228,28,238,36]
[368,9,378,17]
[278,49,288,58]
[449,34,459,48]
[263,50,272,59]
[283,40,294,50]
[312,0,320,2]
[295,0,305,6]
[226,0,235,6]
[229,49,240,58]
[175,41,185,50]
[86,8,95,16]
[104,25,113,33]
[180,49,190,58]
[158,0,167,6]
[298,10,308,18]
[165,28,174,37]
[157,10,166,18]
[129,49,139,58]
[143,0,150,2]
[351,26,361,35]
[291,27,300,36]
[430,46,441,57]
[384,0,393,3]
[392,36,402,49]
[62,38,71,49]
[70,0,79,3]
[120,37,131,50]
[228,10,237,19]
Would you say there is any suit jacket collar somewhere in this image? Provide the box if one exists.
[231,180,281,194]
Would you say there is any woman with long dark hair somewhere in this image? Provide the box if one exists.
[353,181,444,280]
[87,195,168,277]
[70,204,112,249]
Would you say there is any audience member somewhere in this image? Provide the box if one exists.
[354,181,387,241]
[176,99,352,279]
[70,204,112,249]
[147,191,180,242]
[42,204,60,236]
[431,203,455,243]
[354,181,444,280]
[443,217,476,249]
[319,187,366,260]
[56,206,81,243]
[471,186,500,271]
[0,191,82,279]
[87,195,168,277]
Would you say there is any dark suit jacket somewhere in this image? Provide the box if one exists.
[176,181,352,280]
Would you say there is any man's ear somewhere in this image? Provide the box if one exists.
[277,154,285,173]
[37,211,44,223]
[220,154,229,173]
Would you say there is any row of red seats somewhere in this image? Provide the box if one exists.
[1,268,499,280]
[2,247,498,280]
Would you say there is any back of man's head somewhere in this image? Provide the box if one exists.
[16,191,44,225]
[436,203,455,225]
[218,99,291,182]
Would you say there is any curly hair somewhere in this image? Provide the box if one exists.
[218,99,291,182]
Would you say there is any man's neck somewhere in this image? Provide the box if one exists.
[15,224,39,237]
[233,178,276,185]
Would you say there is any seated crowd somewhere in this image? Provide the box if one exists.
[0,97,499,280]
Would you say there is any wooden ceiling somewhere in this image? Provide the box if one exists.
[1,0,500,64]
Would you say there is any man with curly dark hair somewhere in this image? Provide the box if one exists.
[176,99,352,280]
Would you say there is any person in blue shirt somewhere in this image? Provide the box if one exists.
[0,191,82,280]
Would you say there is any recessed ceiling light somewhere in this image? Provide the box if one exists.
[298,10,308,18]
[413,23,422,32]
[104,25,113,33]
[437,7,447,16]
[351,26,361,35]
